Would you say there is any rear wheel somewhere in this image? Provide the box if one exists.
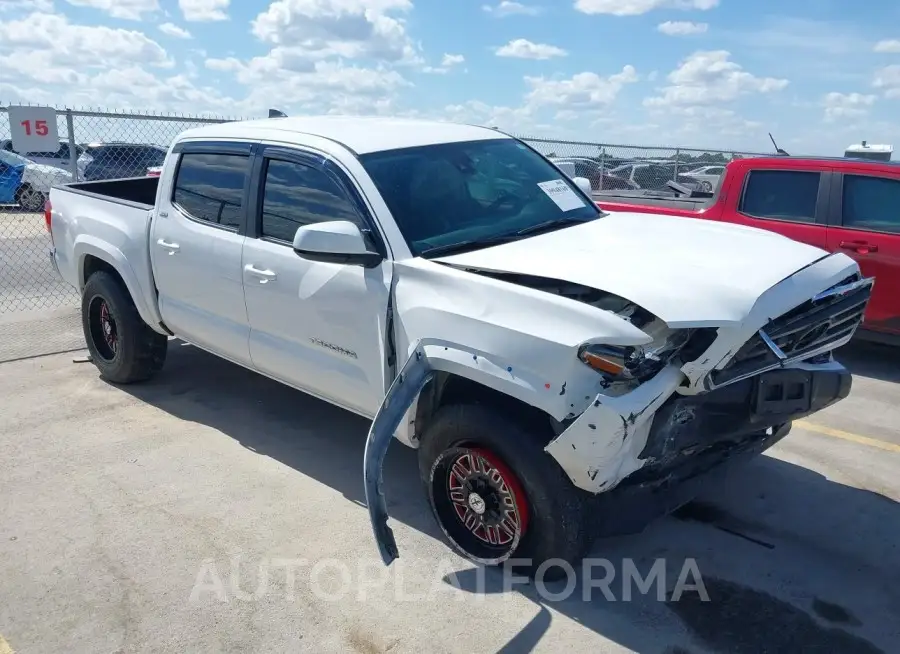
[418,404,592,579]
[15,184,45,212]
[81,271,167,383]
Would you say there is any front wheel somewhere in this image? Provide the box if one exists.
[82,271,168,383]
[418,404,592,579]
[15,184,45,212]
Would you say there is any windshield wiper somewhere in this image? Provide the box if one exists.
[513,216,592,237]
[419,234,518,258]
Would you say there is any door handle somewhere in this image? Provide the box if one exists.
[156,238,180,254]
[244,264,277,283]
[839,240,878,255]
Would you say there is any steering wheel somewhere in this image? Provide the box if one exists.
[485,189,525,215]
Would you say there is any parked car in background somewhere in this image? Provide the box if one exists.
[77,143,168,181]
[549,156,639,190]
[146,165,163,177]
[607,162,698,190]
[595,155,900,341]
[681,165,726,191]
[0,149,73,211]
[1,139,84,173]
[48,115,868,576]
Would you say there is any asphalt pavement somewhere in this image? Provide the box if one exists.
[0,338,897,653]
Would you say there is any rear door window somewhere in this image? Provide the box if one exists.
[739,170,821,223]
[172,152,250,230]
[842,174,900,234]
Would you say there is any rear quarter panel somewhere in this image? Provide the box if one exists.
[50,186,165,332]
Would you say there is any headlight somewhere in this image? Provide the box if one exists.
[578,328,716,383]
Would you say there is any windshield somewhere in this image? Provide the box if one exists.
[0,150,30,167]
[360,138,602,257]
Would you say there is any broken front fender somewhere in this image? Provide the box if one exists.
[363,342,434,566]
[545,364,686,493]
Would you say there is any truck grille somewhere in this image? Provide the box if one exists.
[711,274,873,387]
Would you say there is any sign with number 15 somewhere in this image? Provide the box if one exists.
[7,105,60,154]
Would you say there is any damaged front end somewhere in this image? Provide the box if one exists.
[363,265,872,566]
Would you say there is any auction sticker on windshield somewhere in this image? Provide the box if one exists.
[538,179,586,212]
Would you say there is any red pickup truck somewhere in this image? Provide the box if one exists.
[595,155,900,341]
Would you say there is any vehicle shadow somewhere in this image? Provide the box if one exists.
[112,342,900,654]
[836,338,900,384]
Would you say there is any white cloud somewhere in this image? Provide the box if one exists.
[0,13,228,116]
[159,22,192,39]
[663,106,761,139]
[64,0,160,20]
[657,21,708,36]
[179,0,229,22]
[874,65,900,98]
[525,66,638,108]
[0,12,171,71]
[645,50,788,106]
[250,0,419,64]
[874,39,900,53]
[205,53,412,115]
[443,100,536,133]
[422,53,465,74]
[823,91,876,121]
[482,1,541,16]
[0,0,52,11]
[496,39,567,60]
[575,0,718,16]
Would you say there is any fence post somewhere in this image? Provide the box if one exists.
[65,109,78,181]
[673,148,680,180]
[599,148,606,190]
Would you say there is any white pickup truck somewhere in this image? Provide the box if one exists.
[47,116,872,577]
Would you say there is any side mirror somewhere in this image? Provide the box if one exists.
[292,220,383,268]
[573,176,593,196]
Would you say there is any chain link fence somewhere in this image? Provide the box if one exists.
[0,104,764,359]
[0,105,238,360]
[518,135,767,194]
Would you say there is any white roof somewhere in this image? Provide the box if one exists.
[845,142,893,153]
[176,116,508,155]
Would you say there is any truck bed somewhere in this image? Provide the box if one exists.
[49,175,163,332]
[64,176,160,209]
[592,189,716,213]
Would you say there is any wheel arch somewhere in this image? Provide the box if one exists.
[75,241,166,335]
[414,371,564,449]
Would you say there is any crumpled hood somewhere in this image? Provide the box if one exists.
[434,210,830,327]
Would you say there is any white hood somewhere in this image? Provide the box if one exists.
[434,211,830,327]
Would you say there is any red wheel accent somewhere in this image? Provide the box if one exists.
[445,447,530,547]
[99,301,117,351]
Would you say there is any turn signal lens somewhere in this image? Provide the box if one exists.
[578,345,629,377]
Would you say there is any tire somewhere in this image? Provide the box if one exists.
[81,270,168,383]
[15,184,45,212]
[700,180,713,192]
[418,403,592,580]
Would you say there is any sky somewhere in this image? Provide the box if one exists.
[2,0,900,155]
